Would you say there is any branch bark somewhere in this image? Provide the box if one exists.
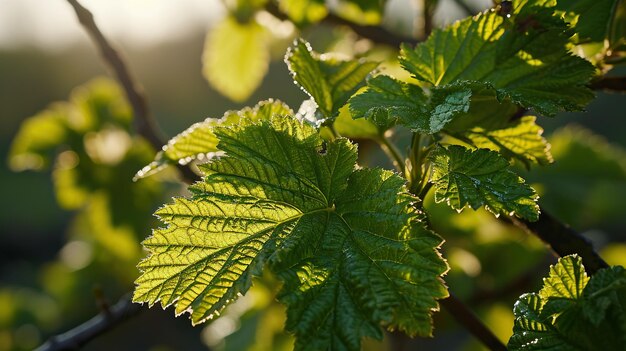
[35,294,142,351]
[440,294,508,351]
[507,209,609,274]
[66,0,199,184]
[589,76,626,92]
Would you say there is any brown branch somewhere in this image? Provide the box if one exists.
[66,0,199,184]
[440,294,508,351]
[265,2,419,47]
[507,209,609,274]
[423,0,438,39]
[589,76,626,92]
[34,294,142,351]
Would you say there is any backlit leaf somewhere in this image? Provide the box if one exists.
[134,99,292,179]
[399,7,595,116]
[460,115,553,168]
[286,38,379,119]
[203,16,269,102]
[133,117,448,350]
[429,145,539,220]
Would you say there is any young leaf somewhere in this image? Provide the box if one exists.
[349,75,480,133]
[285,38,379,119]
[459,115,553,168]
[399,8,595,116]
[133,117,449,350]
[429,145,539,220]
[348,75,424,130]
[509,255,626,350]
[203,16,269,102]
[135,100,292,179]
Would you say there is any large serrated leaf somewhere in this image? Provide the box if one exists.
[135,100,292,179]
[133,117,448,350]
[398,7,595,116]
[509,255,626,350]
[203,16,269,102]
[285,38,379,119]
[429,145,539,220]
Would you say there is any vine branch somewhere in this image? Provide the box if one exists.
[440,294,508,351]
[589,76,626,92]
[507,210,609,274]
[35,294,142,351]
[66,0,198,183]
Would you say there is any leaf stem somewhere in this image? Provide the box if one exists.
[378,135,406,174]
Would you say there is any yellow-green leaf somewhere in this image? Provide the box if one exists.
[203,16,270,102]
[134,116,448,350]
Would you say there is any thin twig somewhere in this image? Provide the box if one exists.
[422,0,438,38]
[35,294,142,351]
[265,2,419,47]
[440,294,508,351]
[66,0,199,183]
[507,209,609,274]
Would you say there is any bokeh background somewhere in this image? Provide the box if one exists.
[1,0,625,350]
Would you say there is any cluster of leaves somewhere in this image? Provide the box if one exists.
[509,255,626,350]
[127,0,626,349]
[9,79,163,266]
[6,79,171,349]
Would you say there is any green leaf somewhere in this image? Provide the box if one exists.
[348,75,424,130]
[9,78,163,260]
[334,0,385,25]
[555,0,620,43]
[509,255,626,350]
[459,115,553,168]
[429,145,539,220]
[399,8,595,116]
[278,0,327,25]
[9,104,69,171]
[203,16,269,102]
[332,104,381,140]
[285,38,379,119]
[349,75,481,133]
[133,117,448,350]
[135,100,293,179]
